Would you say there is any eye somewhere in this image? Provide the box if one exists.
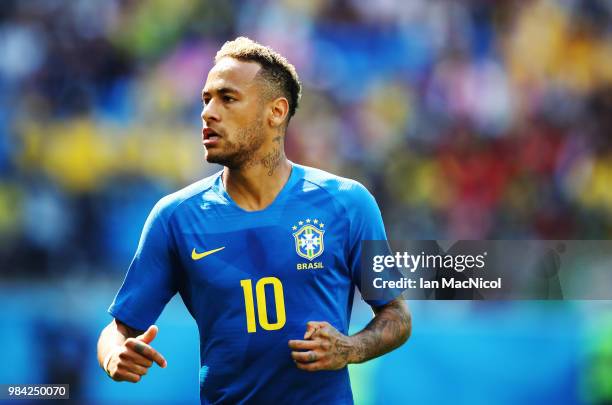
[202,97,210,105]
[222,95,235,103]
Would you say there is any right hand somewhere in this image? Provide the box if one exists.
[105,325,167,382]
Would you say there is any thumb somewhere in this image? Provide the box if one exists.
[304,321,323,339]
[137,325,158,344]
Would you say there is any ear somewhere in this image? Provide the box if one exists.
[268,97,289,129]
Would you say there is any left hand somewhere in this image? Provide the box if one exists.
[288,321,353,371]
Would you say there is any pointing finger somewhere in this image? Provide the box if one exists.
[119,350,154,368]
[126,339,167,368]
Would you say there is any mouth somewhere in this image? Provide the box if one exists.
[202,127,222,146]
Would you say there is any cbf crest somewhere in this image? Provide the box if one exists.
[292,218,325,261]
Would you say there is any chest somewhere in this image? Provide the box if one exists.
[172,207,352,295]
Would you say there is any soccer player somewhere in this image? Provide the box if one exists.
[97,37,411,404]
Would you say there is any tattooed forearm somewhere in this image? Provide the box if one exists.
[347,299,411,364]
[333,337,351,363]
[261,148,282,176]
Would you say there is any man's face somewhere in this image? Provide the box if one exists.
[201,57,267,168]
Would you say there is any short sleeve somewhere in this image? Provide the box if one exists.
[108,198,178,331]
[346,182,401,307]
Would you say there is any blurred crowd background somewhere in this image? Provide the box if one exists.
[0,0,611,404]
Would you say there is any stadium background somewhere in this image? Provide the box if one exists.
[0,0,611,403]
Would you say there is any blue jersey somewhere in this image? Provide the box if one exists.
[109,163,391,404]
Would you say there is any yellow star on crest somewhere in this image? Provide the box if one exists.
[292,226,297,230]
[314,219,319,224]
[306,219,311,223]
[319,223,325,228]
[298,221,303,225]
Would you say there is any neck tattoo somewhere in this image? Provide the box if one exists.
[261,148,282,176]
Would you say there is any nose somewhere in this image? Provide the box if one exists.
[202,99,220,124]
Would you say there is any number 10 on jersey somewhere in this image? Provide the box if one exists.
[240,277,286,333]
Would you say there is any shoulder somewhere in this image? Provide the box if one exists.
[151,171,222,222]
[296,163,379,212]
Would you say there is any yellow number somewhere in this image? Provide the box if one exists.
[240,277,286,333]
[239,279,257,333]
[256,277,286,331]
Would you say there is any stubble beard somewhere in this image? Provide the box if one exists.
[205,118,265,170]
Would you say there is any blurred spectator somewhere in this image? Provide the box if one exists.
[0,0,611,277]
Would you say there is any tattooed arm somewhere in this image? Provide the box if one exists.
[97,319,167,382]
[288,298,411,371]
[346,298,411,364]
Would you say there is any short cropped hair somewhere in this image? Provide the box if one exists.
[215,37,302,121]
